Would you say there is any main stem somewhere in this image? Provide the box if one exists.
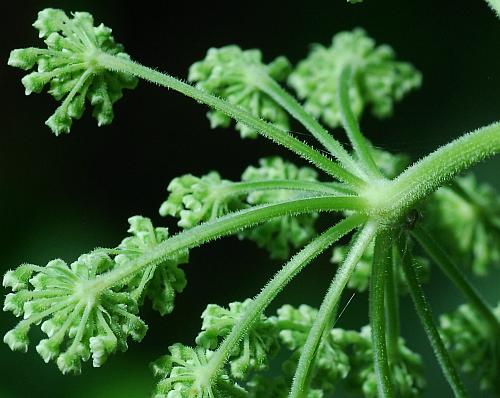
[205,214,367,380]
[289,221,378,398]
[97,53,365,188]
[376,122,500,216]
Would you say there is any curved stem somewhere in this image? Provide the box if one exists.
[91,196,367,291]
[289,221,378,398]
[97,52,365,188]
[338,66,382,178]
[254,73,363,177]
[411,225,500,334]
[380,122,500,215]
[399,237,468,398]
[205,214,367,380]
[370,230,394,398]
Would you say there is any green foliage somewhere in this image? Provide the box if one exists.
[439,302,500,393]
[425,174,500,275]
[288,28,421,128]
[5,7,500,398]
[189,46,291,138]
[8,8,137,135]
[239,157,319,259]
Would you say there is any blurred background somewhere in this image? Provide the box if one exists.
[0,0,499,397]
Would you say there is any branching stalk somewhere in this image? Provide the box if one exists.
[385,244,400,364]
[205,214,367,380]
[254,72,363,177]
[370,230,394,398]
[338,65,382,178]
[411,225,500,334]
[97,53,365,188]
[91,196,366,292]
[289,221,378,398]
[399,236,468,398]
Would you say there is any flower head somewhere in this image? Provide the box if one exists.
[189,45,291,138]
[8,8,137,135]
[288,28,421,128]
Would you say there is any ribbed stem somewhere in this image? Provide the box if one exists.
[379,122,500,215]
[385,244,400,364]
[289,221,378,398]
[370,231,394,398]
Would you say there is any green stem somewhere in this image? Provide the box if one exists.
[370,231,394,398]
[91,196,366,291]
[399,237,468,398]
[97,52,365,188]
[205,214,367,381]
[338,66,382,178]
[289,221,378,398]
[379,122,500,215]
[254,73,363,177]
[385,244,400,364]
[411,225,500,334]
[225,179,350,197]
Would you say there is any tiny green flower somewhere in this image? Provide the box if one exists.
[439,302,500,392]
[113,216,189,315]
[288,28,421,128]
[189,45,291,138]
[159,172,243,228]
[3,254,147,373]
[196,299,279,379]
[8,8,138,135]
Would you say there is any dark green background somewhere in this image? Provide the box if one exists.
[0,1,499,397]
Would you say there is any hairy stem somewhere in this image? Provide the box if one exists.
[90,196,366,292]
[97,53,365,187]
[399,237,468,398]
[385,244,400,364]
[205,214,367,380]
[370,231,394,398]
[411,225,500,334]
[254,73,363,177]
[289,221,378,398]
[225,179,351,197]
[378,122,500,215]
[338,65,382,178]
